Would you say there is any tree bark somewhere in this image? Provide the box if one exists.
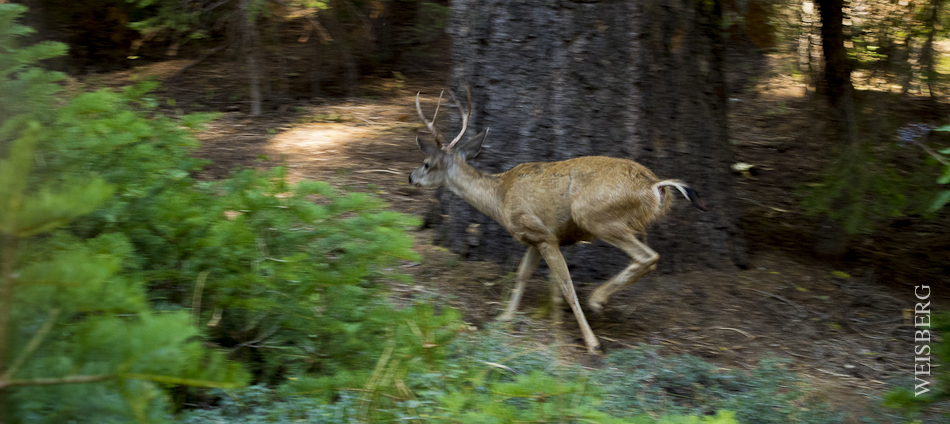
[432,0,747,281]
[920,0,944,102]
[799,0,820,93]
[813,0,857,255]
[816,0,856,145]
[241,0,262,116]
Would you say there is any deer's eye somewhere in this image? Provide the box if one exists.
[423,163,430,170]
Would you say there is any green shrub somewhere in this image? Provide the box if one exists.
[799,143,911,234]
[179,384,362,424]
[800,121,950,234]
[15,22,421,386]
[594,345,843,424]
[0,5,247,422]
[2,4,427,421]
[182,329,740,424]
[927,124,950,211]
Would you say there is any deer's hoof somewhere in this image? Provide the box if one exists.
[496,312,516,322]
[587,343,604,356]
[587,299,606,315]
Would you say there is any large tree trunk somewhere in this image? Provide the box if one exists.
[431,0,747,281]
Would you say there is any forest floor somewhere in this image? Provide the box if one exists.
[85,51,950,420]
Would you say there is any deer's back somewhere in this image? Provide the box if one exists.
[497,156,662,244]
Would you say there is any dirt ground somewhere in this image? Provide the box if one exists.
[87,52,950,419]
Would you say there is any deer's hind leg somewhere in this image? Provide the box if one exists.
[587,225,659,314]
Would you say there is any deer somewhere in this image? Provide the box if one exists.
[408,88,709,354]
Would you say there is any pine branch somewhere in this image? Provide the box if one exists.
[0,374,114,389]
[0,236,18,395]
[120,373,245,389]
[915,139,950,167]
[2,308,60,380]
[192,271,209,327]
[0,372,244,390]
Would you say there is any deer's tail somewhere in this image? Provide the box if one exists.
[653,180,709,211]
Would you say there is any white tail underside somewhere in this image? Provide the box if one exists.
[652,180,691,205]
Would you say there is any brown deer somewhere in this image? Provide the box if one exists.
[408,89,708,354]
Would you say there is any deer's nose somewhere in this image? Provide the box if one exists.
[408,174,414,184]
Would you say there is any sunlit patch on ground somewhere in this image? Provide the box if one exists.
[268,122,376,157]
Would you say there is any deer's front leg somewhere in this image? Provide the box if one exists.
[536,242,601,354]
[497,246,541,321]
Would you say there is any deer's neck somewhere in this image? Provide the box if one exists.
[445,160,503,222]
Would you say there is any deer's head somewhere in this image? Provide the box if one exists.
[409,88,488,187]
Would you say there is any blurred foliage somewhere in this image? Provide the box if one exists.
[117,0,449,91]
[7,0,425,388]
[593,346,845,424]
[0,4,247,422]
[2,4,434,421]
[928,123,950,211]
[181,328,740,424]
[800,118,950,233]
[799,143,911,234]
[47,105,422,380]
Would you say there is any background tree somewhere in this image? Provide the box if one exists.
[920,0,945,102]
[429,0,748,280]
[817,0,857,145]
[801,0,949,251]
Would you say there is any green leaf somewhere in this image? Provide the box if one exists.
[0,124,39,218]
[12,178,114,237]
[15,40,69,64]
[831,270,851,279]
[938,170,950,185]
[929,190,950,212]
[179,111,221,130]
[121,80,161,100]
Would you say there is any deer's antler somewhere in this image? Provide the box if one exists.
[415,90,446,146]
[444,86,472,151]
[415,86,474,152]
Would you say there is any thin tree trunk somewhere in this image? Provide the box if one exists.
[799,1,818,93]
[920,0,943,102]
[813,0,859,255]
[817,0,856,145]
[310,38,323,99]
[0,236,15,424]
[278,49,288,101]
[434,0,747,281]
[241,0,262,116]
[341,43,360,97]
[900,32,914,95]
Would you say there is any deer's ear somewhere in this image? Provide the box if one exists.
[416,136,441,156]
[455,128,488,161]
